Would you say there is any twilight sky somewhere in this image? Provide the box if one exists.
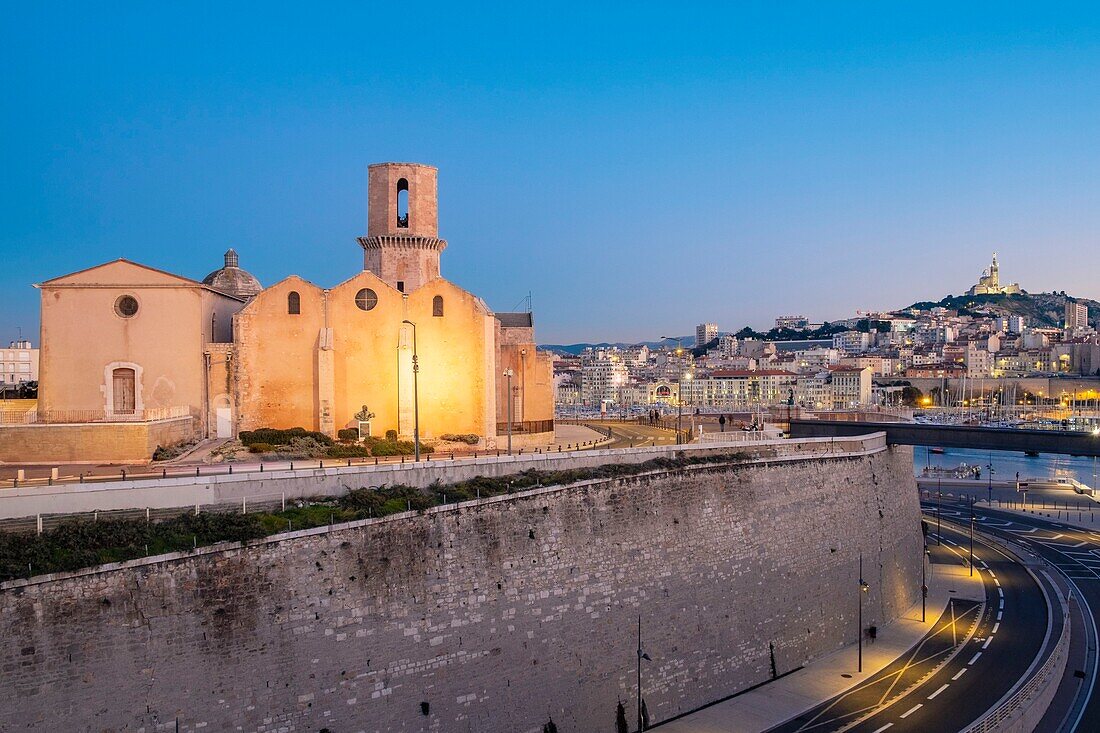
[3,3,1100,344]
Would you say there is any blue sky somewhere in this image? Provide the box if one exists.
[3,3,1100,344]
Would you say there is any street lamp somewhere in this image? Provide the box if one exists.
[922,546,930,623]
[858,552,869,673]
[503,368,514,454]
[969,498,975,577]
[677,371,692,445]
[637,615,652,731]
[401,320,420,462]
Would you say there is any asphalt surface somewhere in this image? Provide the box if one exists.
[766,521,1051,733]
[584,422,679,449]
[930,497,1100,732]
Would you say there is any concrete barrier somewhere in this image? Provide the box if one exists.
[0,433,887,520]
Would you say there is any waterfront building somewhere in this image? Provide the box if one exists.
[0,340,38,389]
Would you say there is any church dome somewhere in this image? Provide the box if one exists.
[202,249,262,299]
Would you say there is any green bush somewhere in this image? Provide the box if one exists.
[327,444,369,458]
[337,428,360,442]
[364,437,434,456]
[239,427,333,447]
[440,433,480,445]
[269,437,329,460]
[248,442,275,453]
[384,429,399,442]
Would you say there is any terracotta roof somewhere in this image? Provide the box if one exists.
[709,369,795,378]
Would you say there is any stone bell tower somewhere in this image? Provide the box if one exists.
[357,162,448,292]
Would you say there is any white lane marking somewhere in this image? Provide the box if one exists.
[999,599,1004,609]
[969,652,982,664]
[997,611,1003,621]
[988,570,997,578]
[870,725,893,733]
[994,578,1001,587]
[952,668,968,681]
[1051,534,1066,539]
[899,704,923,718]
[928,684,949,700]
[982,637,993,649]
[998,587,1004,598]
[992,622,1000,633]
[1072,541,1089,548]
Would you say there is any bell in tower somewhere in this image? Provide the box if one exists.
[357,163,448,292]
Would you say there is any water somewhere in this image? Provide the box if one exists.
[913,446,1100,488]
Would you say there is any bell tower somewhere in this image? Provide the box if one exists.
[358,163,448,292]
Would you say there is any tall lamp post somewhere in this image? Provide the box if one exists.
[401,320,420,462]
[921,546,929,623]
[503,368,514,454]
[637,615,651,732]
[677,371,692,445]
[858,552,869,672]
[969,498,975,577]
[987,452,994,505]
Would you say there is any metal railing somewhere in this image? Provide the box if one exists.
[962,596,1069,733]
[495,419,555,435]
[1,406,193,424]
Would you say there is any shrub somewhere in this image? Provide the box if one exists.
[239,427,333,447]
[440,433,480,445]
[384,429,399,442]
[364,437,434,456]
[327,444,369,458]
[337,428,360,442]
[269,436,330,460]
[248,442,275,454]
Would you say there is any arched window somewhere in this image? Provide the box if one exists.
[396,178,409,228]
[433,295,444,317]
[287,291,301,315]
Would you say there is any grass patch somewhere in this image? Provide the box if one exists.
[0,452,749,582]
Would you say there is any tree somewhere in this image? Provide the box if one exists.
[900,386,923,407]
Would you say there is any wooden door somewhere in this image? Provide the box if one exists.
[112,368,136,414]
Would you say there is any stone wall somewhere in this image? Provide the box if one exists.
[0,416,198,464]
[0,446,922,732]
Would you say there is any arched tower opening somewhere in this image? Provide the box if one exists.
[396,178,409,229]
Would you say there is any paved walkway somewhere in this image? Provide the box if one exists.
[658,560,982,732]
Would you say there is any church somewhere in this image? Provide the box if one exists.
[967,252,1021,296]
[8,163,553,463]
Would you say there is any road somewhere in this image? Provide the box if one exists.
[582,422,679,449]
[766,521,1051,733]
[929,498,1100,731]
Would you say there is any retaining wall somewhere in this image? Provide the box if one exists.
[0,441,922,732]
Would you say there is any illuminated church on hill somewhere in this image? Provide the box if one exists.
[967,252,1021,296]
[16,163,553,462]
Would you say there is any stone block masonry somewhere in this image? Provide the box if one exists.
[0,445,922,732]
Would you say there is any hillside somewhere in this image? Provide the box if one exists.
[903,291,1100,329]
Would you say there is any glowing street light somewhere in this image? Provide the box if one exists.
[503,368,515,455]
[401,320,420,462]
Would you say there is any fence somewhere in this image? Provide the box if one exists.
[0,405,192,424]
[495,419,555,435]
[1,492,292,535]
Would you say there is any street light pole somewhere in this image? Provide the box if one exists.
[969,498,975,577]
[858,552,869,673]
[637,614,651,731]
[921,546,928,623]
[503,369,514,455]
[401,320,420,462]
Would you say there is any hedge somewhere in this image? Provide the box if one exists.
[239,427,334,447]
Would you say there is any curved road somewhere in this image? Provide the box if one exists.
[929,498,1100,731]
[766,520,1052,733]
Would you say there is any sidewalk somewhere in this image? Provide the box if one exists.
[979,499,1100,532]
[658,560,983,732]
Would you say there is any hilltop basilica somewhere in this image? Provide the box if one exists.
[967,252,1021,296]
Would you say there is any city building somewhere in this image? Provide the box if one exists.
[696,323,718,348]
[1066,300,1090,334]
[1,340,38,389]
[827,366,873,408]
[9,162,554,462]
[775,315,809,330]
[967,252,1021,296]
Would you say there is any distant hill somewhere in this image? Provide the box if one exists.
[539,337,693,355]
[902,291,1100,329]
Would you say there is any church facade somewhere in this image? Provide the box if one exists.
[967,252,1021,296]
[8,163,553,463]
